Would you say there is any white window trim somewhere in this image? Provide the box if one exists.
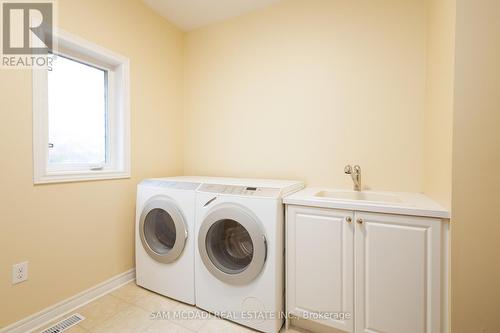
[33,29,130,184]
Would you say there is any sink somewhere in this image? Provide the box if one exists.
[314,190,404,205]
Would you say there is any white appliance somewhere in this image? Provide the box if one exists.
[194,178,304,333]
[135,178,200,304]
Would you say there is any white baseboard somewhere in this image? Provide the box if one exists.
[1,269,136,333]
[290,317,346,333]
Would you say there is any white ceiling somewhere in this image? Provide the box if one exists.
[143,0,283,31]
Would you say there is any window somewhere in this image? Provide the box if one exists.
[48,55,107,167]
[33,30,130,184]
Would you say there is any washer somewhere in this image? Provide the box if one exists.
[194,178,304,333]
[135,178,200,304]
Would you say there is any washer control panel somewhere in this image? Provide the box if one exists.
[198,183,281,197]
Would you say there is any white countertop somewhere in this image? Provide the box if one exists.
[284,187,450,219]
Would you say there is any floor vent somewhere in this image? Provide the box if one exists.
[40,314,85,333]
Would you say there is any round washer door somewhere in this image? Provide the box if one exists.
[198,204,267,285]
[139,196,187,264]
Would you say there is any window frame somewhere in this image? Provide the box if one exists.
[33,30,130,184]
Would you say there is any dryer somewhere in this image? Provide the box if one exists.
[194,179,304,333]
[135,178,200,304]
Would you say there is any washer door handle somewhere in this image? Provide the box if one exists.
[204,197,217,207]
[262,234,267,263]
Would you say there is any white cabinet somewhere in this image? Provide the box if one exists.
[286,206,354,332]
[354,212,442,333]
[286,206,446,333]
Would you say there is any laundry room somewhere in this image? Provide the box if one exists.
[0,0,499,333]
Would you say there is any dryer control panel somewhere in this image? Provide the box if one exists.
[198,183,281,198]
[140,179,200,190]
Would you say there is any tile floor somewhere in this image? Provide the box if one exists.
[35,282,304,333]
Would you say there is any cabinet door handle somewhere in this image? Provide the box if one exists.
[357,218,364,224]
[346,217,352,223]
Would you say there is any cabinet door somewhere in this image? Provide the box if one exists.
[287,205,354,332]
[354,212,442,333]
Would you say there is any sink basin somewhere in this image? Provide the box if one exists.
[315,190,403,205]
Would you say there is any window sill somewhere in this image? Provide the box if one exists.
[34,170,131,184]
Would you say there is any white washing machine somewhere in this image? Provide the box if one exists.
[135,178,200,304]
[194,179,304,333]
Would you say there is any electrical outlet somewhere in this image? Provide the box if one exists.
[12,261,28,284]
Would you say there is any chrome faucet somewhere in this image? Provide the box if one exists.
[344,165,361,191]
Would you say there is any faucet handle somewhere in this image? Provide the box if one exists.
[353,165,361,173]
[344,165,353,174]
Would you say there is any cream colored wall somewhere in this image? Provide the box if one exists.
[0,0,184,327]
[424,0,455,209]
[7,0,498,331]
[183,0,428,192]
[450,0,500,331]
